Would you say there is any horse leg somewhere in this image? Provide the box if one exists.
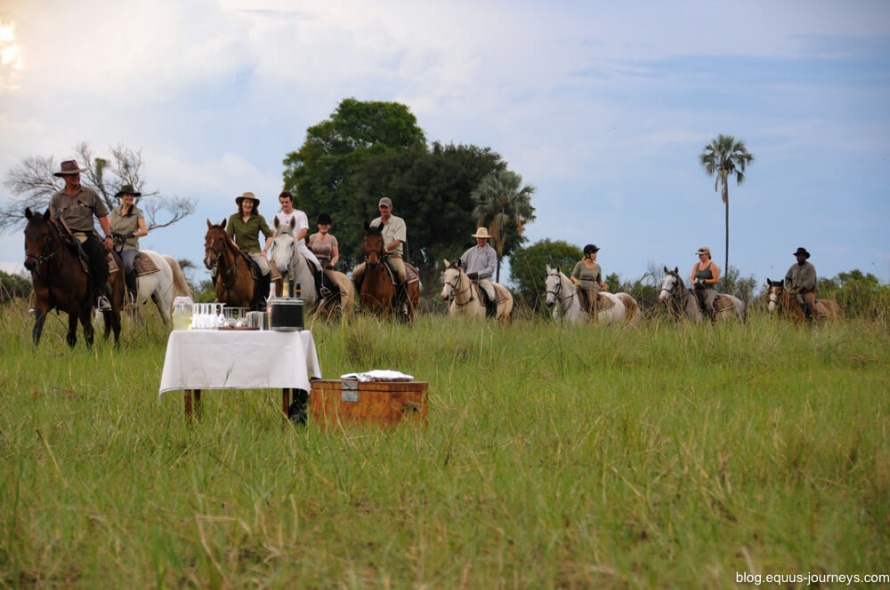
[32,311,47,345]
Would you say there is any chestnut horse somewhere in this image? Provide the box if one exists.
[203,219,268,311]
[766,279,843,323]
[359,224,420,321]
[24,207,124,347]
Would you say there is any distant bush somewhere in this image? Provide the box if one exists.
[0,270,31,303]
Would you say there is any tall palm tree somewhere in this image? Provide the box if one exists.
[470,171,536,282]
[699,134,754,274]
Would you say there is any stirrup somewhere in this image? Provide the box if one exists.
[97,295,112,311]
[320,286,333,298]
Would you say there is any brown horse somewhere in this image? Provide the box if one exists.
[203,219,269,311]
[24,207,124,347]
[766,279,843,323]
[359,224,420,321]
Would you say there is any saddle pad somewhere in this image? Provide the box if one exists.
[595,293,616,312]
[134,252,160,276]
[715,294,736,313]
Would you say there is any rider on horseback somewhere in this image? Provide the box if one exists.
[459,227,498,318]
[570,244,609,316]
[225,192,273,299]
[275,191,331,299]
[49,160,114,311]
[689,246,720,322]
[110,184,149,306]
[785,247,818,321]
[352,197,409,314]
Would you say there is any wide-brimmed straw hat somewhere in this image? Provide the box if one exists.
[114,184,142,198]
[792,247,811,259]
[695,246,711,256]
[472,227,492,239]
[236,192,260,206]
[53,160,88,177]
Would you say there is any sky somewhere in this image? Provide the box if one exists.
[1,0,888,290]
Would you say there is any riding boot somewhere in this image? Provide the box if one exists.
[125,270,138,306]
[486,297,497,318]
[397,281,409,315]
[256,273,271,311]
[315,268,331,299]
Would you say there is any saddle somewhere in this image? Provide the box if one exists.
[133,252,160,276]
[714,294,736,313]
[578,289,615,313]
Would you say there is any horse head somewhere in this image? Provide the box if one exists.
[363,223,385,268]
[543,264,564,308]
[766,278,785,313]
[23,208,57,273]
[441,258,465,301]
[203,219,228,272]
[270,218,296,275]
[658,266,682,303]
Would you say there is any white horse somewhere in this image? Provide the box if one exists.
[658,266,746,323]
[543,265,630,325]
[269,217,318,309]
[441,258,513,321]
[98,250,191,325]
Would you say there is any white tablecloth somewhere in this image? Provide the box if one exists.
[158,330,322,398]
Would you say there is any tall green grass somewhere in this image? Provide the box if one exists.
[1,301,888,588]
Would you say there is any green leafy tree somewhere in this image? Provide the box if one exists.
[471,171,536,281]
[0,269,31,303]
[818,269,890,319]
[509,239,581,311]
[281,98,426,233]
[699,134,754,273]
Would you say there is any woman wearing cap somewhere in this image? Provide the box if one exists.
[459,227,498,317]
[785,247,817,320]
[110,184,149,303]
[226,192,273,284]
[308,213,339,270]
[689,246,720,320]
[571,244,609,314]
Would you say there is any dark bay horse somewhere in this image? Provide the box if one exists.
[24,208,123,347]
[359,224,420,321]
[203,219,268,311]
[766,279,843,324]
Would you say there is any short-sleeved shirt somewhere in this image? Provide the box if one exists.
[370,214,406,257]
[460,243,497,280]
[571,261,602,291]
[308,233,338,267]
[274,209,309,239]
[786,261,817,292]
[226,213,273,254]
[49,187,109,234]
[110,204,144,251]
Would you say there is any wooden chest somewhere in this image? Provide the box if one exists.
[310,380,428,428]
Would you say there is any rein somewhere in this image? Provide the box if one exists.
[445,270,475,306]
[546,274,576,306]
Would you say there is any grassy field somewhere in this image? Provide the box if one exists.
[0,301,888,589]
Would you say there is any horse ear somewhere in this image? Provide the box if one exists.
[443,258,450,267]
[274,216,280,229]
[673,266,678,274]
[220,218,227,229]
[778,279,784,287]
[663,265,669,273]
[364,221,370,232]
[43,208,50,221]
[289,217,296,229]
[207,219,212,229]
[25,207,32,220]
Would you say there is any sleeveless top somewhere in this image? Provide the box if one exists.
[695,262,715,282]
[308,233,338,267]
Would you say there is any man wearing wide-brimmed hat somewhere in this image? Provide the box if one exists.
[48,159,114,310]
[459,226,498,317]
[110,184,148,303]
[785,247,817,320]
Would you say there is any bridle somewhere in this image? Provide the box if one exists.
[363,234,385,268]
[24,220,60,278]
[443,267,474,305]
[546,272,575,306]
[204,229,239,288]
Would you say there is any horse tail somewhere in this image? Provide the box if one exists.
[164,255,193,298]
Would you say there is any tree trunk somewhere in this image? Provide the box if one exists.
[724,192,730,278]
[495,259,501,283]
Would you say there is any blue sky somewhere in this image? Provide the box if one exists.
[1,0,888,288]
